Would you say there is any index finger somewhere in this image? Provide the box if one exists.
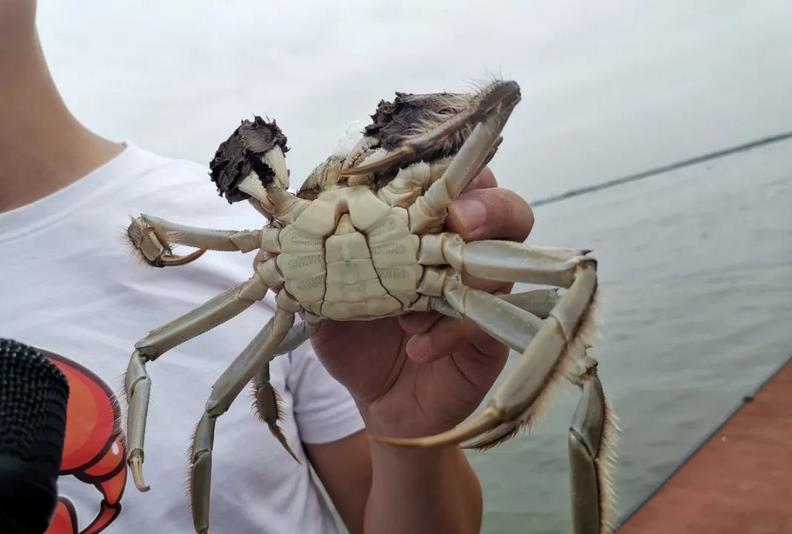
[446,186,534,242]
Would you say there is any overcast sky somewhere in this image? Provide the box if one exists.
[38,1,792,201]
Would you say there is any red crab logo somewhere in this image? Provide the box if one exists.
[41,351,127,534]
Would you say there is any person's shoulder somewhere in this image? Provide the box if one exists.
[125,144,211,193]
[119,144,260,228]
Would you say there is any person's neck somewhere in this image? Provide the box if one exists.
[0,29,123,213]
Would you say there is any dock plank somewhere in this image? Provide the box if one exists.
[618,357,792,534]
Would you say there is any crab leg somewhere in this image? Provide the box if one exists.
[190,293,297,534]
[423,278,559,475]
[276,316,322,355]
[380,263,598,445]
[252,361,298,461]
[381,264,611,530]
[374,158,452,207]
[458,286,560,451]
[568,357,617,534]
[127,214,280,267]
[126,276,268,490]
[497,288,560,319]
[458,287,560,450]
[125,260,287,490]
[420,233,590,287]
[438,277,544,353]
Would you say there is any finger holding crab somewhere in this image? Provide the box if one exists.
[400,169,536,362]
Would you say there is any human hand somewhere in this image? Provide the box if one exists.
[310,168,534,438]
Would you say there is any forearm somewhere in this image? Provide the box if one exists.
[363,433,482,534]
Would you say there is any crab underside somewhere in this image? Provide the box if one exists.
[124,80,616,534]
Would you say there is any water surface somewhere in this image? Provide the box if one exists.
[471,140,792,533]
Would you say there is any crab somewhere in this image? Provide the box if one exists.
[124,79,617,534]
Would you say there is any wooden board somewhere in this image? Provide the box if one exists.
[618,356,792,534]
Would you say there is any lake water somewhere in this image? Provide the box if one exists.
[470,139,792,533]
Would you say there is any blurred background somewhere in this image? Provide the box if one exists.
[38,1,792,532]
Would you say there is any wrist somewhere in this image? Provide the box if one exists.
[366,434,468,475]
[356,399,458,439]
[362,425,482,534]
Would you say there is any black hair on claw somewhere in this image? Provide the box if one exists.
[361,91,475,188]
[364,92,471,156]
[209,116,289,203]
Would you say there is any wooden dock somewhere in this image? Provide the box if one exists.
[617,356,792,534]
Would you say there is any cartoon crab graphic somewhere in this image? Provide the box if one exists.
[43,351,126,534]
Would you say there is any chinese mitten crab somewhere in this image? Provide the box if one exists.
[124,80,617,534]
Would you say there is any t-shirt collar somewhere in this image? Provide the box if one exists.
[0,143,148,241]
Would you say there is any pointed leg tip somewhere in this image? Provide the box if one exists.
[372,412,505,450]
[283,443,301,464]
[372,435,424,447]
[161,248,207,267]
[270,426,301,464]
[129,456,151,492]
[375,408,504,448]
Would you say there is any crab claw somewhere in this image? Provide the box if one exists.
[340,80,521,179]
[127,216,207,268]
[210,116,290,203]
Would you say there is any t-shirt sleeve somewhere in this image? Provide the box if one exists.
[287,337,365,444]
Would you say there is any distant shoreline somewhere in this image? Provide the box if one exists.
[532,130,792,207]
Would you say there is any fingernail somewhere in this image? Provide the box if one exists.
[449,198,487,236]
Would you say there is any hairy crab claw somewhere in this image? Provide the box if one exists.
[209,115,291,212]
[338,80,521,182]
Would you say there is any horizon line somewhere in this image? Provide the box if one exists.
[531,130,792,207]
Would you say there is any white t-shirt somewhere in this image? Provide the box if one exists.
[0,144,364,533]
